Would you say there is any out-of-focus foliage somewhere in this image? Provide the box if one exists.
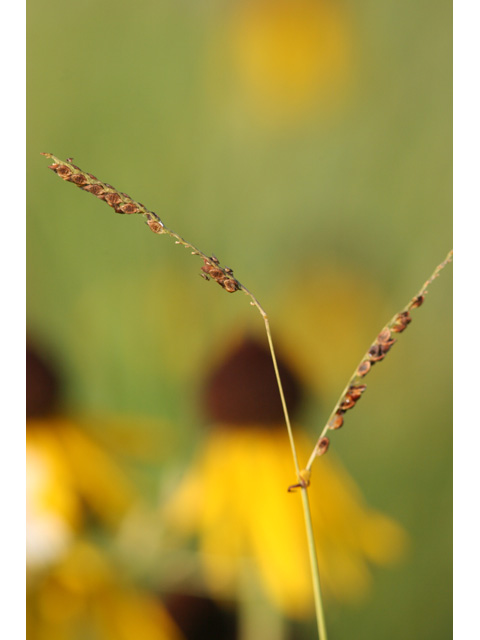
[28,0,452,638]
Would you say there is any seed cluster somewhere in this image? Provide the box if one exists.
[327,384,368,431]
[327,294,430,434]
[42,153,159,221]
[201,256,240,293]
[42,153,243,297]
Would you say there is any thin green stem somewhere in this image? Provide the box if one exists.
[261,315,301,476]
[301,488,328,640]
[257,312,326,640]
[242,292,327,640]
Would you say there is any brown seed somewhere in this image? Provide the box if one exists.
[377,328,391,344]
[328,413,344,430]
[410,295,424,309]
[83,183,104,196]
[368,344,386,362]
[357,360,371,377]
[381,338,396,353]
[348,384,367,400]
[120,203,139,214]
[70,174,87,185]
[316,437,330,456]
[147,220,164,234]
[391,311,412,333]
[222,278,239,293]
[48,163,60,170]
[209,268,224,280]
[339,394,356,411]
[56,165,72,179]
[105,192,122,206]
[201,258,214,273]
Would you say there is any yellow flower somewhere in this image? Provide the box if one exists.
[26,344,183,640]
[225,0,352,123]
[27,540,184,640]
[27,418,136,570]
[163,338,408,620]
[165,426,407,618]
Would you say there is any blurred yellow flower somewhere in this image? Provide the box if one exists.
[226,0,352,123]
[26,344,184,640]
[27,418,135,570]
[163,338,407,620]
[27,540,184,640]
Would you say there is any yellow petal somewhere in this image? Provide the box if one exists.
[54,419,135,526]
[96,588,184,640]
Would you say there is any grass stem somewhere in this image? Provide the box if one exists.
[301,489,328,640]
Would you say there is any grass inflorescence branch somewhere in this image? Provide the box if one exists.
[305,249,453,473]
[41,153,303,477]
[42,154,242,295]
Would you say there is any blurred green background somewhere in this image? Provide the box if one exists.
[27,0,452,638]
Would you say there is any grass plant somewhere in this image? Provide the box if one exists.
[42,153,452,640]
